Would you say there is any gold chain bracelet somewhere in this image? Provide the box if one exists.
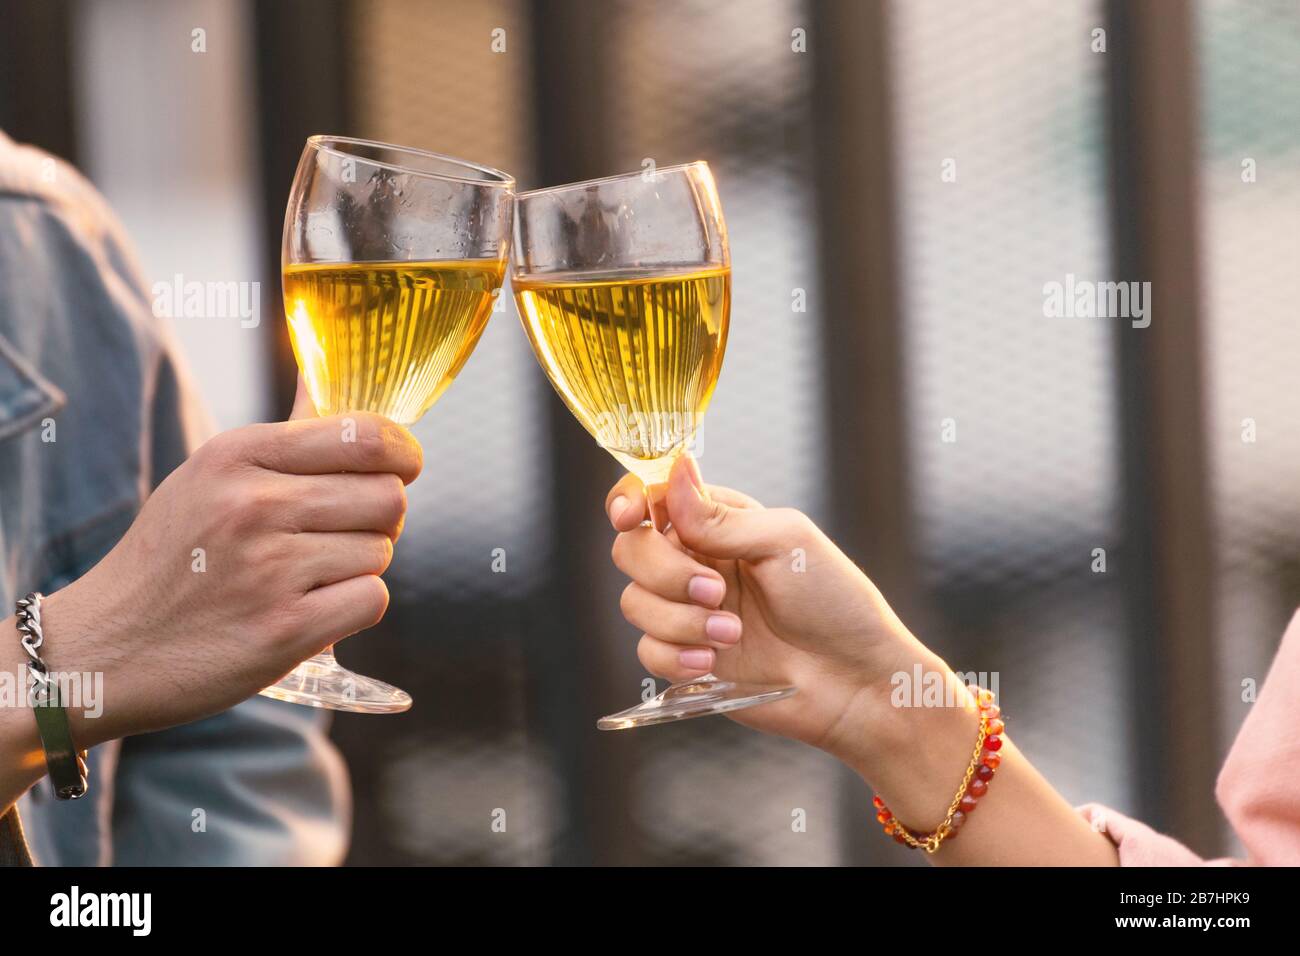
[872,685,1004,853]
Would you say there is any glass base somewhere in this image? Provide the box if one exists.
[596,673,796,730]
[259,649,412,714]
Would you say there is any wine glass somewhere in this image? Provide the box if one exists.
[511,161,796,729]
[263,135,514,713]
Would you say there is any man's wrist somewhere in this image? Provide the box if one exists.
[31,586,118,752]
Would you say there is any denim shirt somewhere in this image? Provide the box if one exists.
[0,131,349,865]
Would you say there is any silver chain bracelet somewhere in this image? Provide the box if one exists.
[16,592,53,704]
[15,593,89,799]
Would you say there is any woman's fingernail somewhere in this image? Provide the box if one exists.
[679,649,714,671]
[684,455,704,493]
[705,614,742,645]
[610,495,629,522]
[687,575,725,607]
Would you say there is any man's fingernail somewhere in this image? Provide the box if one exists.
[705,614,742,645]
[687,575,725,607]
[679,649,714,671]
[610,495,629,522]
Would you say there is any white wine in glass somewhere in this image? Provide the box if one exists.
[512,162,796,729]
[285,259,504,425]
[513,266,729,484]
[264,136,514,714]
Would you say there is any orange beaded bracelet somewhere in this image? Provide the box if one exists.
[872,685,1004,852]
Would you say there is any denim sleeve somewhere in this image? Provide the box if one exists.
[109,695,351,866]
[0,135,351,865]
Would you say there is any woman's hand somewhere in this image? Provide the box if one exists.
[606,455,1122,865]
[606,455,928,764]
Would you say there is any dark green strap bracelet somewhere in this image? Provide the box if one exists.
[15,593,89,800]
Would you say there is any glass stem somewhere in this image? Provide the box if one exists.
[639,451,681,531]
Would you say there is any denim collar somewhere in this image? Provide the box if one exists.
[0,332,65,443]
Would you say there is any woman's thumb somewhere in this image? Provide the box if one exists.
[665,456,783,561]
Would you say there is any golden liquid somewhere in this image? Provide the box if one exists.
[514,267,730,481]
[284,260,503,424]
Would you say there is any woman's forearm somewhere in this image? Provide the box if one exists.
[831,642,1120,866]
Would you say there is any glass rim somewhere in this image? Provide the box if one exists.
[515,160,712,199]
[305,134,515,188]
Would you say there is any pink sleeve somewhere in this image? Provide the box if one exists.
[1213,607,1300,865]
[1076,607,1300,866]
[1075,803,1224,865]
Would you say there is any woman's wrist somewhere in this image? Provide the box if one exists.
[819,635,985,832]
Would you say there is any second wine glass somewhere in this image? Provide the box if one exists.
[511,161,797,729]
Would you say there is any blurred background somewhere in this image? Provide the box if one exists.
[0,0,1295,864]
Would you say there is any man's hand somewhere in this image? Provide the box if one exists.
[41,398,422,747]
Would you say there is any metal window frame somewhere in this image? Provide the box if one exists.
[809,0,921,866]
[0,0,78,163]
[251,0,355,419]
[1104,0,1220,855]
[525,0,647,866]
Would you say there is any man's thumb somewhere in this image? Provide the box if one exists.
[665,456,782,561]
[288,374,318,421]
